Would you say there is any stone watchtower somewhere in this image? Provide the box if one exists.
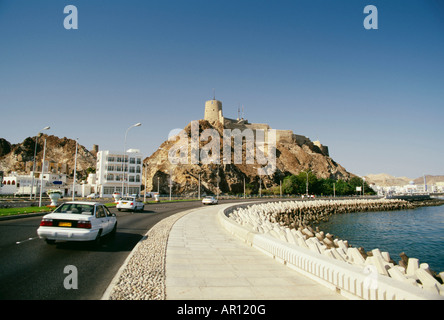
[204,99,224,126]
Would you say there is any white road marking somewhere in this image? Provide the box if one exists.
[16,237,39,245]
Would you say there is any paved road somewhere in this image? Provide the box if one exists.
[0,198,268,300]
[0,200,208,300]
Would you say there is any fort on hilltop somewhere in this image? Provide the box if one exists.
[203,98,329,156]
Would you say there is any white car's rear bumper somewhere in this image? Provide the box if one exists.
[116,204,136,210]
[37,227,99,242]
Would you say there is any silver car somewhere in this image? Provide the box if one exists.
[116,196,145,212]
[202,196,218,205]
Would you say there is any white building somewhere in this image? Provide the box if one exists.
[0,171,67,196]
[95,149,143,197]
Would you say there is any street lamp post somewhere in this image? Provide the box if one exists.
[143,163,147,202]
[72,138,78,201]
[363,177,365,197]
[38,138,47,207]
[302,170,310,197]
[30,126,50,200]
[198,172,201,199]
[122,123,142,196]
[166,168,172,201]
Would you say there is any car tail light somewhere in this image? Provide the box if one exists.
[130,202,134,205]
[40,219,53,227]
[77,221,92,229]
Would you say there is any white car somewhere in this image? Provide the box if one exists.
[86,193,99,198]
[116,196,144,212]
[37,201,117,244]
[202,196,218,205]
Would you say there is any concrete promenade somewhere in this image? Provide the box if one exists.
[165,203,345,300]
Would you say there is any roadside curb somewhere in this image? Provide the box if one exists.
[0,212,48,221]
[100,206,207,300]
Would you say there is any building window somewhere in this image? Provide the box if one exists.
[129,187,139,195]
[106,174,114,181]
[129,176,135,182]
[107,156,115,162]
[129,166,135,173]
[135,175,140,182]
[130,158,135,164]
[104,187,115,195]
[136,166,141,173]
[136,158,141,164]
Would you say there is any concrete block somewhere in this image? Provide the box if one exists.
[268,230,280,240]
[316,233,324,242]
[394,265,406,275]
[323,249,335,260]
[419,263,433,276]
[330,248,346,262]
[416,269,441,294]
[406,258,419,277]
[306,238,321,254]
[334,247,348,262]
[381,252,391,263]
[323,237,334,248]
[347,247,366,265]
[277,229,288,242]
[285,229,297,244]
[302,228,314,238]
[296,237,309,249]
[388,266,418,287]
[292,229,304,239]
[337,240,348,252]
[367,256,389,276]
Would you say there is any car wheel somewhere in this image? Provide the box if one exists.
[110,222,117,237]
[92,229,102,246]
[117,208,121,212]
[45,239,56,245]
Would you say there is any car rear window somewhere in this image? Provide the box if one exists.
[53,203,95,215]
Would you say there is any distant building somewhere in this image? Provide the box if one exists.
[0,171,67,195]
[95,149,143,197]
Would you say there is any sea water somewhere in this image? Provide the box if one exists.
[317,203,444,273]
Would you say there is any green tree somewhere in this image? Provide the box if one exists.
[282,175,298,194]
[294,171,318,195]
[317,178,334,195]
[334,179,353,195]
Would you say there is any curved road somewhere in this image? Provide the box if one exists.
[0,199,266,300]
[0,200,205,300]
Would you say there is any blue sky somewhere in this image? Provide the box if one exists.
[1,0,443,178]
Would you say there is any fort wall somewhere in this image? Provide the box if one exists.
[202,99,329,156]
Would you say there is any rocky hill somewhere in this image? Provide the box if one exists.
[413,175,444,185]
[143,120,353,196]
[364,173,444,187]
[0,135,96,177]
[364,173,412,187]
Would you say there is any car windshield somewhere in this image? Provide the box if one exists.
[121,197,135,201]
[53,203,95,215]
